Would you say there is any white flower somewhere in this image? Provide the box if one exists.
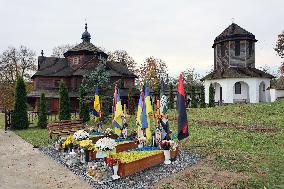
[73,130,89,141]
[95,137,117,151]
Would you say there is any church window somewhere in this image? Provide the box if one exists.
[235,82,241,94]
[73,57,79,64]
[221,43,225,57]
[249,41,253,55]
[235,41,240,56]
[54,80,61,88]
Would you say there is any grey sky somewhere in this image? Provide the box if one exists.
[0,0,283,77]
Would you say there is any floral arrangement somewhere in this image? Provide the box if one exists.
[104,157,120,166]
[95,137,117,151]
[73,130,89,141]
[137,136,146,144]
[62,135,73,149]
[160,140,173,150]
[79,140,95,151]
[112,150,162,163]
[104,128,113,136]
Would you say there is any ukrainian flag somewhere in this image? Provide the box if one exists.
[93,86,101,122]
[136,92,143,138]
[113,87,123,136]
[141,85,153,144]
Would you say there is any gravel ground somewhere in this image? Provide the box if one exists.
[40,146,202,189]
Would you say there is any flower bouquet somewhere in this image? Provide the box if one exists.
[160,140,174,164]
[79,139,95,163]
[95,137,117,158]
[104,156,121,179]
[62,135,75,152]
[73,130,89,141]
[95,137,117,151]
[104,128,113,136]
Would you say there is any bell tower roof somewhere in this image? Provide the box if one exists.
[213,23,257,47]
[81,23,91,43]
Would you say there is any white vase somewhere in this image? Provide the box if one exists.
[138,143,143,148]
[96,151,107,159]
[163,150,171,164]
[112,164,120,180]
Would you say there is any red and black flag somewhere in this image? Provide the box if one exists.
[176,73,189,140]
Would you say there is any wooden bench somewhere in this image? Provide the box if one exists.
[47,120,84,139]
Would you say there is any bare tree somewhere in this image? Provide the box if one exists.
[108,50,138,74]
[51,44,75,58]
[0,45,36,83]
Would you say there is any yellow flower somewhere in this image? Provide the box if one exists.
[113,150,162,163]
[79,140,95,151]
[62,135,73,148]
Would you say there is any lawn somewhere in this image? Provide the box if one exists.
[1,99,284,188]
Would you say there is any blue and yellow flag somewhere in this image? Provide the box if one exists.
[113,86,123,136]
[136,91,144,138]
[93,86,101,122]
[141,85,153,144]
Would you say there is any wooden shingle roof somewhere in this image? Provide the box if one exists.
[213,23,257,47]
[201,67,275,81]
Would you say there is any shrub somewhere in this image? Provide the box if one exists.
[79,85,90,122]
[38,93,47,128]
[12,77,29,129]
[209,83,215,107]
[59,81,71,120]
[200,85,206,108]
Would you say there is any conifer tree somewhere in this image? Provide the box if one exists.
[11,77,29,129]
[209,84,215,107]
[128,88,136,115]
[169,82,175,109]
[38,93,47,128]
[200,85,206,108]
[190,85,198,108]
[59,81,71,120]
[79,85,90,122]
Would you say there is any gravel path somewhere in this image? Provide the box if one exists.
[0,129,93,189]
[41,145,202,189]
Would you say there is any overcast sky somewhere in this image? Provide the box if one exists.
[0,0,283,77]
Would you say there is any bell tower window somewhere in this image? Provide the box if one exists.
[235,41,240,56]
[221,43,225,57]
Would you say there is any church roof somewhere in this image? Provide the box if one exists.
[201,67,275,81]
[32,57,73,78]
[213,23,257,47]
[64,41,107,57]
[32,56,136,78]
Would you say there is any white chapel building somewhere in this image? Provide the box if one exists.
[202,23,274,104]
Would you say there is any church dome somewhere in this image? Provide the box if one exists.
[213,23,257,47]
[81,23,91,43]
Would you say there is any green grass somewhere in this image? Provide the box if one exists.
[1,99,284,188]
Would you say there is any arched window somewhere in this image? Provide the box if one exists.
[235,82,241,94]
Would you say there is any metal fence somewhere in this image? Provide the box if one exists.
[5,110,79,130]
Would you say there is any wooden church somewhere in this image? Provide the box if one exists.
[27,23,138,113]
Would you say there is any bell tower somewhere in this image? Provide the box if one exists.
[212,23,257,70]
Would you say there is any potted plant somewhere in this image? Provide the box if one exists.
[160,140,172,164]
[95,137,117,158]
[73,130,89,141]
[79,139,95,163]
[105,157,121,180]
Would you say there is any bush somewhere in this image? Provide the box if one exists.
[191,85,197,108]
[38,93,47,128]
[209,83,215,107]
[11,77,29,129]
[169,83,174,109]
[79,85,90,122]
[200,85,206,108]
[59,81,71,120]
